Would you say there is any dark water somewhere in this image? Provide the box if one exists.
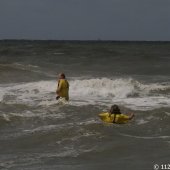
[0,40,170,170]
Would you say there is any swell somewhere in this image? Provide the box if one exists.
[0,63,54,83]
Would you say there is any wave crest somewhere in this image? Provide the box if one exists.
[0,78,170,110]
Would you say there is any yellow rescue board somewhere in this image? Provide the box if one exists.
[98,112,129,124]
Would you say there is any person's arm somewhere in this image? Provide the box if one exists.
[56,80,62,94]
[68,81,69,89]
[119,113,134,122]
[126,113,134,120]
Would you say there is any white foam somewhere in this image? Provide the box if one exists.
[113,96,170,110]
[0,88,5,102]
[165,112,170,116]
[70,78,170,110]
[0,78,170,110]
[70,78,136,99]
[0,81,56,105]
[119,133,170,140]
[136,119,149,125]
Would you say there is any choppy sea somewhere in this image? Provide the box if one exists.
[0,40,170,170]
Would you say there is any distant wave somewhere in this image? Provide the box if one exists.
[0,63,56,78]
[0,63,39,70]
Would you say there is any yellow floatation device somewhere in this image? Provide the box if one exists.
[98,112,130,124]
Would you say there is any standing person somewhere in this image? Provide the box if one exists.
[56,73,69,101]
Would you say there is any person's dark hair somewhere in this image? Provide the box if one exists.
[110,105,121,114]
[59,73,65,79]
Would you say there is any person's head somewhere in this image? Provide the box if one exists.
[58,73,66,79]
[110,105,121,114]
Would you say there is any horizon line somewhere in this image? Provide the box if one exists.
[0,39,170,43]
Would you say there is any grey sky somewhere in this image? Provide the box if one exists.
[0,0,170,40]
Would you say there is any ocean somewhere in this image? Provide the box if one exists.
[0,40,170,170]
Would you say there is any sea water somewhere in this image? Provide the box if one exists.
[0,41,170,170]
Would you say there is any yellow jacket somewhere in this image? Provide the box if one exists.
[57,79,69,100]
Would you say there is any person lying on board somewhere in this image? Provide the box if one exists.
[109,105,134,123]
[99,105,134,124]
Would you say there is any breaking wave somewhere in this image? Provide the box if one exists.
[0,78,170,110]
